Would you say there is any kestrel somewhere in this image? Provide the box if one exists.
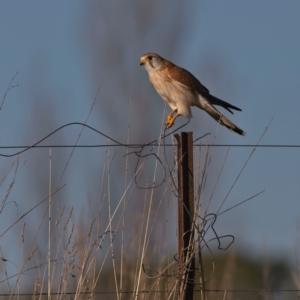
[140,53,245,136]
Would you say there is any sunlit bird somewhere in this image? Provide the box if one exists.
[140,53,245,136]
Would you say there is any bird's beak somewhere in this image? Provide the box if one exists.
[140,57,146,66]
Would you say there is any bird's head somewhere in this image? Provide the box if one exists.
[140,53,164,72]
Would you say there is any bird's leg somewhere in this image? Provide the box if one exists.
[165,109,177,127]
[165,111,179,128]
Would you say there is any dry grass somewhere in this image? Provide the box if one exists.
[0,97,297,300]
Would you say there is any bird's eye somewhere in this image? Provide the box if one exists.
[147,56,153,61]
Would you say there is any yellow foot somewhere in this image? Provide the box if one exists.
[165,117,175,128]
[167,114,173,121]
[165,110,177,128]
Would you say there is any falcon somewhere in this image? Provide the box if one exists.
[140,53,245,136]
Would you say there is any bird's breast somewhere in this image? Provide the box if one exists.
[149,72,196,104]
[148,70,197,118]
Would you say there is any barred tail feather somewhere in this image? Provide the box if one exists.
[219,115,246,136]
[200,100,246,136]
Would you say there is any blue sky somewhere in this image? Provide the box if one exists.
[0,1,300,278]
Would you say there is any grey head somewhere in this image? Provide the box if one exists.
[140,53,165,72]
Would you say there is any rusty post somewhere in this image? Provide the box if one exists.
[175,132,195,300]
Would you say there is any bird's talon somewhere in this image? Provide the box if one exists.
[168,115,173,121]
[165,118,175,128]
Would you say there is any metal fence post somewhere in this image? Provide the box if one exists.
[175,132,195,300]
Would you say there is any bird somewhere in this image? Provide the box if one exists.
[140,53,246,136]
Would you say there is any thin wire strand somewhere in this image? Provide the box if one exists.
[0,289,299,296]
[0,144,299,149]
[0,122,299,159]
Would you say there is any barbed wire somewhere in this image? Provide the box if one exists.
[0,122,299,159]
[0,122,191,158]
[0,144,299,149]
[0,289,299,296]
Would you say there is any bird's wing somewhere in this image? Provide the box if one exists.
[204,94,242,114]
[167,64,242,114]
[167,66,209,94]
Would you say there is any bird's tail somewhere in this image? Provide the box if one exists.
[217,114,246,136]
[199,100,246,136]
